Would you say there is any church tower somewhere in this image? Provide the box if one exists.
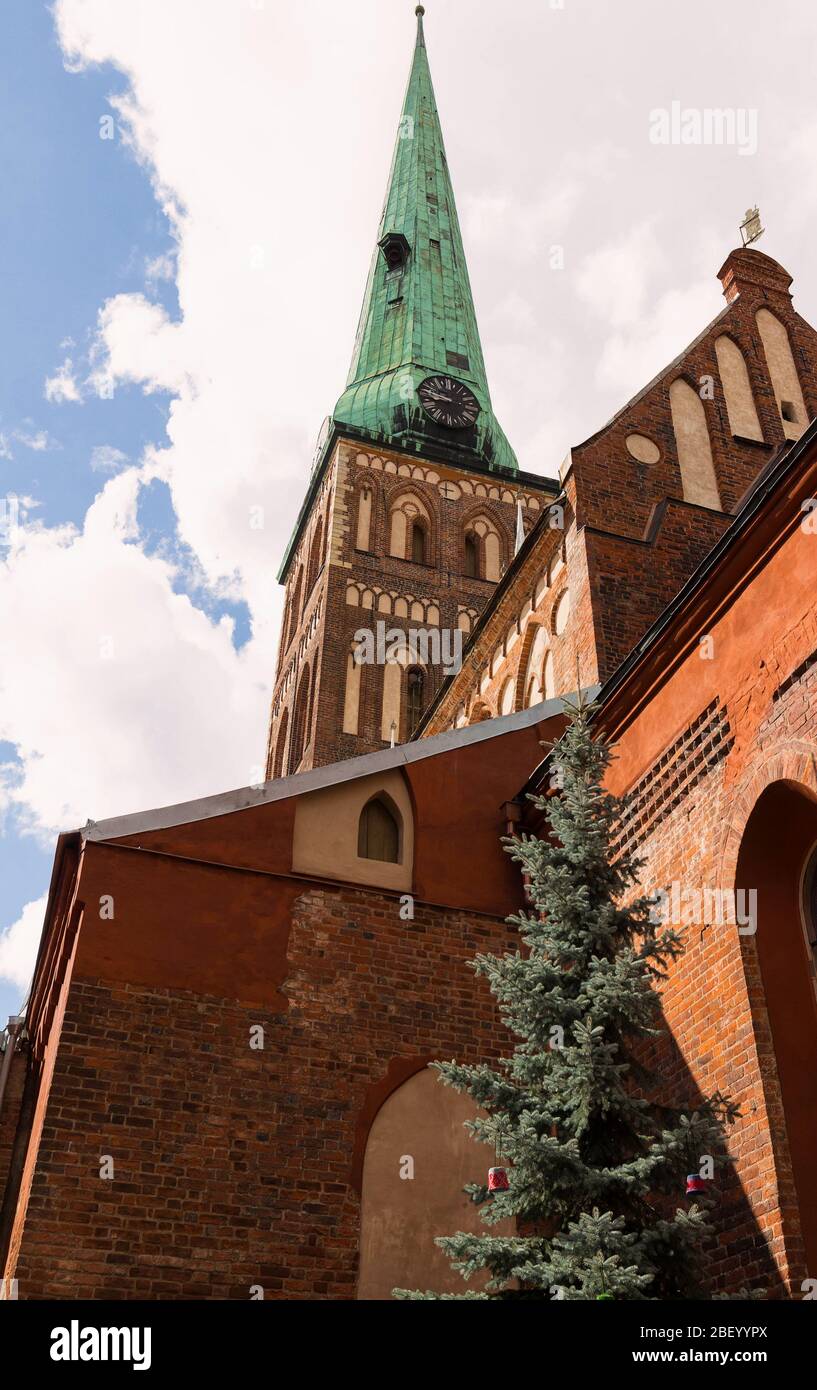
[265,6,556,779]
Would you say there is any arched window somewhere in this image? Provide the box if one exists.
[388,493,431,560]
[463,515,502,581]
[356,486,373,551]
[552,589,571,637]
[411,522,426,565]
[500,676,515,716]
[358,796,400,864]
[272,708,289,779]
[524,624,547,707]
[306,518,324,594]
[406,667,425,736]
[287,567,303,649]
[288,665,311,774]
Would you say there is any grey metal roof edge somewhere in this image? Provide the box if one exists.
[82,694,576,844]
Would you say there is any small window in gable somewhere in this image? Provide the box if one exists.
[358,796,401,864]
[781,400,798,423]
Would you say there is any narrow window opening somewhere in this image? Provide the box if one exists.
[781,399,798,423]
[406,667,425,738]
[358,797,400,864]
[464,533,479,578]
[411,523,426,565]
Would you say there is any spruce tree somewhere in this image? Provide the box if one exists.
[395,700,740,1300]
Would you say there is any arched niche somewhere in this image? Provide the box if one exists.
[735,779,817,1272]
[755,308,808,441]
[669,378,722,510]
[342,649,362,736]
[292,768,414,892]
[357,1068,513,1299]
[714,335,763,442]
[356,484,374,551]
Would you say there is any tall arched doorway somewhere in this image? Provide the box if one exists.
[735,779,817,1272]
[357,1068,512,1299]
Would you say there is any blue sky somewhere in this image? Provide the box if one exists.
[0,1,173,1018]
[3,0,817,1024]
[0,0,257,1019]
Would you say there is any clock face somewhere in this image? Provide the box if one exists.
[418,375,481,430]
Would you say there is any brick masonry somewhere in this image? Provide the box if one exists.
[10,890,516,1300]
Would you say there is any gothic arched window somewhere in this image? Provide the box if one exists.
[306,518,324,595]
[288,665,311,774]
[358,796,401,864]
[406,667,425,737]
[388,493,431,561]
[464,533,479,578]
[287,567,303,648]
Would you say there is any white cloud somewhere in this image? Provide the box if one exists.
[13,428,60,453]
[90,444,130,472]
[145,252,176,286]
[45,357,83,404]
[0,894,47,994]
[87,293,189,398]
[576,221,667,329]
[0,0,809,857]
[592,279,721,400]
[0,470,271,840]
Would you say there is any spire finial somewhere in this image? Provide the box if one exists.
[415,5,426,46]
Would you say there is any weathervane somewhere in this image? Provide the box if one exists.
[740,206,764,248]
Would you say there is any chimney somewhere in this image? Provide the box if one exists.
[717,247,794,305]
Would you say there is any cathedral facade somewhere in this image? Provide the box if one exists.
[2,10,817,1300]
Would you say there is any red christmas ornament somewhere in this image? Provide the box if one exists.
[488,1166,510,1193]
[685,1173,708,1196]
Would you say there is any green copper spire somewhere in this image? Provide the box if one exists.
[333,7,518,473]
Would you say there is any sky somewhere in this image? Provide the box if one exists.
[2,0,817,1021]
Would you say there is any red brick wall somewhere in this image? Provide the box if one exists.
[0,1048,27,1219]
[9,887,516,1300]
[425,249,817,727]
[600,493,817,1296]
[266,441,554,773]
